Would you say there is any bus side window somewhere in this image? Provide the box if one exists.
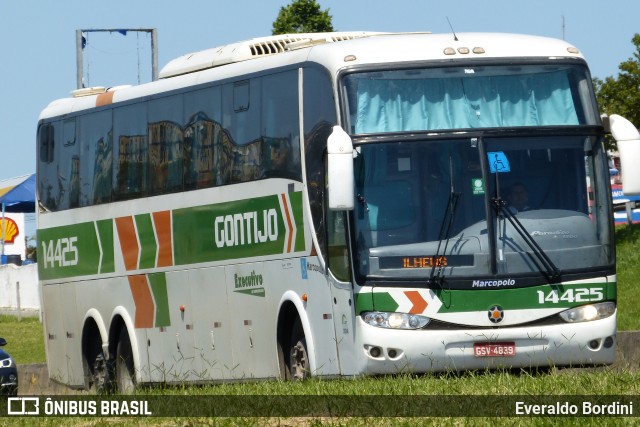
[38,122,58,211]
[39,123,55,164]
[113,103,148,200]
[225,80,262,183]
[148,95,184,195]
[79,110,113,206]
[303,66,337,264]
[261,70,301,180]
[184,86,223,189]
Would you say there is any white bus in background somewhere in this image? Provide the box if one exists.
[37,31,640,392]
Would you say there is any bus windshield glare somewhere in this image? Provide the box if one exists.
[352,136,612,281]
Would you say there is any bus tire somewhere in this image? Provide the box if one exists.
[115,328,136,394]
[288,319,309,380]
[82,329,112,394]
[83,349,110,394]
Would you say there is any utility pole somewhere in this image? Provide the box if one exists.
[76,28,158,89]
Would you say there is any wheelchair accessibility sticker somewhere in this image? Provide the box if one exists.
[487,152,511,173]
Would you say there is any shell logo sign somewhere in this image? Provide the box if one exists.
[1,218,19,244]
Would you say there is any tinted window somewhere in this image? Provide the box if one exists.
[79,110,112,206]
[224,80,262,183]
[262,70,301,180]
[149,96,184,194]
[303,67,337,262]
[184,86,223,189]
[113,103,148,200]
[38,121,61,211]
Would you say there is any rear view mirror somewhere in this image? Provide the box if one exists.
[327,126,354,210]
[609,114,640,195]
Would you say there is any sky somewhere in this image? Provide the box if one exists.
[1,0,638,180]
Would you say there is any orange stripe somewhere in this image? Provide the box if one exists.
[280,194,294,253]
[404,291,428,314]
[96,91,114,107]
[115,216,139,271]
[128,275,154,328]
[153,210,173,267]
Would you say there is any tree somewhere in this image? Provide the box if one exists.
[272,0,334,35]
[595,34,640,132]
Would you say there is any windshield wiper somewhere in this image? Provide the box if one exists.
[490,197,561,283]
[429,157,460,288]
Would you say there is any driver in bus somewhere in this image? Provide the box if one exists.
[507,182,530,212]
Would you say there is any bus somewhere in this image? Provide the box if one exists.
[37,31,640,392]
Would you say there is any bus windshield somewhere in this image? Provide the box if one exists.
[343,63,598,134]
[352,134,613,283]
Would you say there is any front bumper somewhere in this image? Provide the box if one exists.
[355,311,617,374]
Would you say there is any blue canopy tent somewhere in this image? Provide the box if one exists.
[0,174,36,257]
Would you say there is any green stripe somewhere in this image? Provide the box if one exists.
[96,219,115,274]
[355,282,616,314]
[148,273,170,327]
[135,214,157,270]
[355,292,399,313]
[435,282,615,312]
[290,191,305,252]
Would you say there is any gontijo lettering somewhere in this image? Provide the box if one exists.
[214,209,278,248]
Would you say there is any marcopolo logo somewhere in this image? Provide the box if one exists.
[472,279,516,288]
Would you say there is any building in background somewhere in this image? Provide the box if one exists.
[0,174,35,263]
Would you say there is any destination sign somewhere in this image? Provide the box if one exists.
[379,255,474,269]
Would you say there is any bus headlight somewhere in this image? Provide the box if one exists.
[559,302,616,323]
[362,311,430,329]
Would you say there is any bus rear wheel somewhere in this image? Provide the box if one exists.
[115,328,136,394]
[83,351,110,393]
[82,334,111,394]
[288,319,309,380]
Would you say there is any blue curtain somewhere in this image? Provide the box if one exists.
[354,71,579,134]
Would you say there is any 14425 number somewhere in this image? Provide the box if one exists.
[537,288,603,305]
[41,237,78,269]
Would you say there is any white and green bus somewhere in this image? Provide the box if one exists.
[37,32,640,392]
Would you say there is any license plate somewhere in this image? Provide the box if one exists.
[473,342,516,357]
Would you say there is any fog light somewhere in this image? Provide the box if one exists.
[603,336,614,348]
[388,349,397,358]
[588,339,600,350]
[369,346,382,358]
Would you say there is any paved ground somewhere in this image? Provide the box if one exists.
[15,331,640,395]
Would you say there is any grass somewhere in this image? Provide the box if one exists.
[2,226,640,425]
[0,314,44,364]
[614,224,640,330]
